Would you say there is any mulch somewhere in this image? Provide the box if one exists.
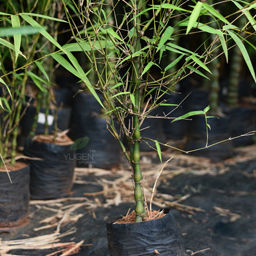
[1,144,256,255]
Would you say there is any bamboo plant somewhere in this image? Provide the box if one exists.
[40,0,256,222]
[0,0,66,167]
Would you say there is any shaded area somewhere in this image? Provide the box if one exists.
[0,145,256,255]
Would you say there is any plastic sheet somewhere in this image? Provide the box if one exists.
[69,91,104,140]
[106,209,186,256]
[24,137,75,199]
[0,164,30,227]
[20,106,71,136]
[75,115,121,169]
[184,115,233,161]
[228,106,256,147]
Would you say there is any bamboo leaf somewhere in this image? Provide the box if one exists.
[35,61,49,82]
[161,3,189,12]
[186,2,203,34]
[218,32,228,62]
[22,13,67,23]
[167,42,200,55]
[11,15,21,63]
[228,30,256,82]
[130,94,135,107]
[172,110,205,123]
[232,1,256,32]
[51,52,79,77]
[106,28,123,41]
[27,72,47,92]
[110,82,124,90]
[141,61,160,77]
[187,65,210,80]
[187,55,211,74]
[157,26,174,52]
[0,78,12,100]
[164,54,184,71]
[20,14,65,53]
[0,26,43,37]
[0,97,11,112]
[110,92,130,98]
[155,140,162,162]
[204,105,210,113]
[202,3,231,25]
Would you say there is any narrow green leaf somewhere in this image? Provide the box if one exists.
[232,1,256,32]
[228,30,256,82]
[187,55,211,74]
[187,65,210,80]
[203,105,210,113]
[164,54,184,71]
[27,72,47,92]
[167,42,200,55]
[160,103,178,107]
[110,92,130,98]
[166,46,185,55]
[107,28,123,41]
[110,82,124,90]
[155,140,162,162]
[202,3,230,25]
[20,14,65,53]
[0,78,12,100]
[51,52,79,77]
[0,26,43,37]
[172,110,205,123]
[157,26,174,52]
[141,61,160,77]
[161,3,189,12]
[11,15,21,63]
[186,2,203,35]
[130,94,135,107]
[218,32,228,62]
[207,123,211,130]
[22,13,67,23]
[0,97,11,112]
[35,61,49,82]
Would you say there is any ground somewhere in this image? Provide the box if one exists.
[1,144,256,256]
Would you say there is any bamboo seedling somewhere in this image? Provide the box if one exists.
[35,0,256,222]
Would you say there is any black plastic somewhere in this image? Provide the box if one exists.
[184,115,233,161]
[24,137,75,199]
[75,115,121,169]
[69,91,120,169]
[69,91,104,140]
[0,164,30,227]
[20,106,71,136]
[106,209,186,256]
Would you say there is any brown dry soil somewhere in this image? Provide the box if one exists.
[1,145,256,256]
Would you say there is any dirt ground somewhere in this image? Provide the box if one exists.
[1,143,256,256]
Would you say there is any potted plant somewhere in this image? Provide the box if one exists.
[43,0,256,254]
[0,3,51,227]
[18,0,76,200]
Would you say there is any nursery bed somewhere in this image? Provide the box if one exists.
[1,144,256,256]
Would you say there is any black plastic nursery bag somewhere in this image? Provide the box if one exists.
[106,210,186,256]
[24,137,75,199]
